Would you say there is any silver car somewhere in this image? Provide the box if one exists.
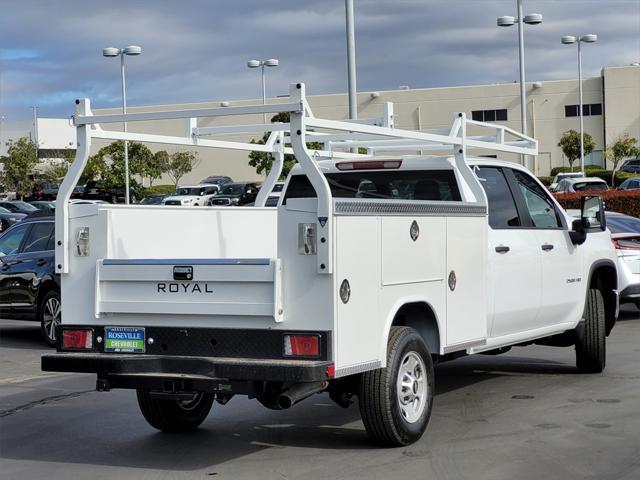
[555,177,609,193]
[606,212,640,308]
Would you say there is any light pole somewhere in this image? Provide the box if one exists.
[345,0,357,121]
[31,106,39,147]
[247,58,279,123]
[561,34,598,176]
[497,1,542,168]
[103,45,142,204]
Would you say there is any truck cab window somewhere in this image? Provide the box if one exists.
[512,170,562,228]
[284,170,461,203]
[474,167,521,228]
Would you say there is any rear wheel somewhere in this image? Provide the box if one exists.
[359,326,434,446]
[40,290,61,347]
[136,390,214,432]
[576,288,606,373]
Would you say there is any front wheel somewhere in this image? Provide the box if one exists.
[576,288,606,373]
[359,326,434,446]
[136,390,214,432]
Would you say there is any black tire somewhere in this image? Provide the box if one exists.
[39,290,61,347]
[576,288,606,373]
[359,326,434,446]
[136,390,214,432]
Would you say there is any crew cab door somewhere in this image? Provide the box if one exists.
[475,166,542,338]
[509,169,583,325]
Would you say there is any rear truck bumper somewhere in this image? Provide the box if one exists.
[42,325,333,392]
[41,353,334,392]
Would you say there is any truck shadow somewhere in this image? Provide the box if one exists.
[0,322,48,351]
[0,354,573,471]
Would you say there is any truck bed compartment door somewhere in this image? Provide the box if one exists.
[95,258,283,321]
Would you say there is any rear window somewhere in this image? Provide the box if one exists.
[284,170,461,203]
[573,182,608,192]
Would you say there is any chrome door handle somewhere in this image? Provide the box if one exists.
[495,245,510,253]
[541,244,554,251]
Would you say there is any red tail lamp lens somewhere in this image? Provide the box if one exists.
[283,334,320,357]
[62,329,93,350]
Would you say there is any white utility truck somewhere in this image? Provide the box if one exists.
[43,83,618,446]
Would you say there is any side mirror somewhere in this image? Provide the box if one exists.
[581,195,606,231]
[569,218,587,245]
[570,195,606,245]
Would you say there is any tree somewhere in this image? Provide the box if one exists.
[142,150,169,187]
[604,134,639,185]
[1,137,38,197]
[165,151,197,187]
[558,130,595,172]
[248,112,323,178]
[86,141,153,187]
[42,161,70,181]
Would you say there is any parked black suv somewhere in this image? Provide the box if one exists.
[208,182,260,206]
[0,215,59,345]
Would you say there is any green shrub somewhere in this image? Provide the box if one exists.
[549,165,601,177]
[537,176,553,186]
[140,184,175,197]
[583,170,638,187]
[554,190,640,217]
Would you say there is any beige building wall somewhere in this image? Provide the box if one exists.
[90,64,638,184]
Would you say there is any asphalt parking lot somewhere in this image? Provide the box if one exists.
[1,305,639,480]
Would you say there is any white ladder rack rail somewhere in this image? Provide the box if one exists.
[56,82,537,275]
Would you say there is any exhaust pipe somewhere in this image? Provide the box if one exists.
[276,381,328,409]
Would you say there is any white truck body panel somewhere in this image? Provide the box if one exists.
[51,83,617,386]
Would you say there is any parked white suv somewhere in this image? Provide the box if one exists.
[161,184,219,206]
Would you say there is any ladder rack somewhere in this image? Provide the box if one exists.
[56,82,537,275]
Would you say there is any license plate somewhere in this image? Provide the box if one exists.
[104,327,145,353]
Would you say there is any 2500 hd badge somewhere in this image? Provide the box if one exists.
[157,282,214,294]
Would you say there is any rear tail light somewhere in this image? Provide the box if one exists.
[283,334,320,357]
[62,329,93,350]
[336,160,402,171]
[612,237,640,250]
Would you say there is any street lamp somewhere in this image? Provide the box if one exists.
[102,45,142,204]
[497,1,542,168]
[247,58,279,123]
[561,34,598,176]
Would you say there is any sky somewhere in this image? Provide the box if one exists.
[0,0,639,121]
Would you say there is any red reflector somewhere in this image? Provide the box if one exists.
[62,330,93,350]
[336,160,402,171]
[284,334,320,357]
[326,364,335,378]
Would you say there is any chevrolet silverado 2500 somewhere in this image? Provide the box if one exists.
[42,83,618,446]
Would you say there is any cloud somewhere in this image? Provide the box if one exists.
[0,0,638,120]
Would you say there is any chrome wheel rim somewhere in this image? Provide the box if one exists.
[396,351,428,424]
[178,393,204,411]
[43,296,61,342]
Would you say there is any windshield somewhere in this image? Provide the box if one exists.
[175,187,204,196]
[4,201,38,212]
[556,173,581,181]
[220,184,246,195]
[284,170,461,202]
[573,182,608,192]
[0,207,10,214]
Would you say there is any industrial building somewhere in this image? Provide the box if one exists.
[3,63,638,183]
